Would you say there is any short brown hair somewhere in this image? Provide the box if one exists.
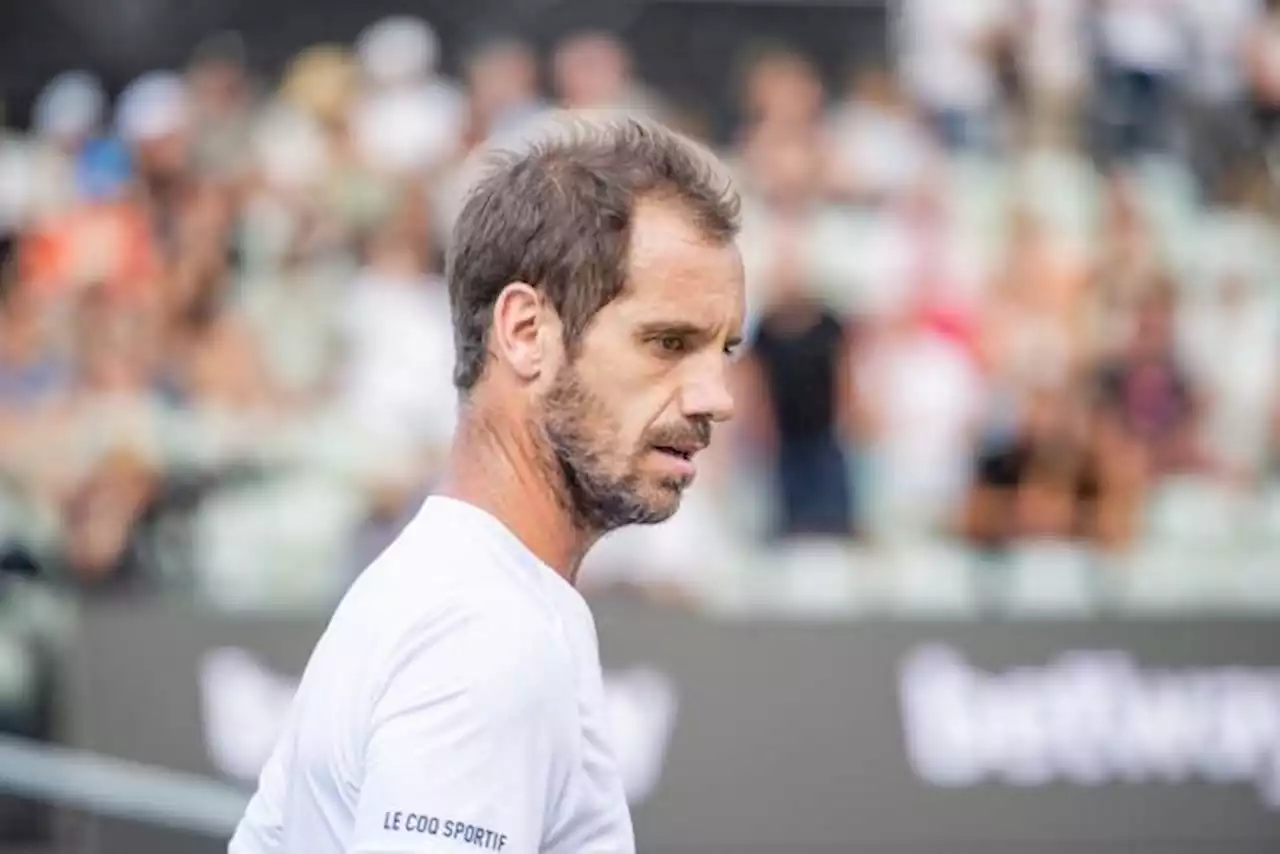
[446,114,741,392]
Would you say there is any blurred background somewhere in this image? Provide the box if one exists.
[1,0,1280,852]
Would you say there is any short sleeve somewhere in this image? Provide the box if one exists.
[1092,362,1124,412]
[749,317,774,360]
[818,310,846,353]
[349,604,565,854]
[974,444,1023,489]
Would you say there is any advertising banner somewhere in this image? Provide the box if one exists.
[62,600,1280,854]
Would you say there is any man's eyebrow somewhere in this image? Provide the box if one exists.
[636,320,743,351]
[634,320,710,338]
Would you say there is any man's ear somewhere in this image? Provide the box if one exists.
[491,282,552,382]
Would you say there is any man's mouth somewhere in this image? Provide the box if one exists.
[653,445,694,461]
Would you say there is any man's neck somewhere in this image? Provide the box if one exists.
[438,407,596,585]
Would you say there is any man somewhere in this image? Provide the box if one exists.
[228,116,745,854]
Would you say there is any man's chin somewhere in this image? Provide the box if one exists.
[632,485,684,525]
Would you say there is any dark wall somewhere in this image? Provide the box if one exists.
[0,0,888,143]
[59,599,1280,854]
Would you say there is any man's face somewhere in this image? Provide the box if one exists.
[538,199,745,533]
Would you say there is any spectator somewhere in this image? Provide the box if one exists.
[351,16,466,177]
[461,36,547,150]
[964,385,1100,550]
[25,70,106,220]
[42,293,165,591]
[0,278,71,568]
[174,300,366,608]
[1179,271,1280,485]
[0,280,69,414]
[336,200,456,503]
[116,72,195,203]
[982,205,1090,410]
[1017,0,1091,149]
[187,32,258,182]
[857,295,987,540]
[738,45,826,135]
[1094,0,1190,162]
[1092,285,1206,486]
[737,232,858,539]
[896,0,1012,152]
[5,11,1280,614]
[552,31,667,119]
[736,124,864,320]
[263,44,382,245]
[1183,0,1260,196]
[1089,172,1165,355]
[237,203,348,406]
[826,64,936,205]
[167,180,239,329]
[17,137,160,309]
[1244,0,1280,164]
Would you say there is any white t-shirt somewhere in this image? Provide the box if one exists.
[1098,0,1189,73]
[353,82,465,175]
[228,496,635,854]
[859,327,985,528]
[827,103,934,201]
[897,0,1010,111]
[1183,0,1259,101]
[338,271,458,454]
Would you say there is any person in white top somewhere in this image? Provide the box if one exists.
[228,115,746,854]
[1096,0,1190,159]
[895,0,1011,151]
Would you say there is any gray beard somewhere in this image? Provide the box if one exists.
[536,366,677,534]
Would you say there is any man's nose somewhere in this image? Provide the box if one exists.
[679,359,736,424]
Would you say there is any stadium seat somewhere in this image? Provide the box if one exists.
[747,537,867,618]
[1212,546,1280,614]
[1109,544,1221,614]
[0,630,35,727]
[878,540,979,618]
[1253,484,1280,544]
[999,541,1098,617]
[1014,148,1099,248]
[192,475,368,611]
[1132,156,1198,265]
[1142,477,1242,547]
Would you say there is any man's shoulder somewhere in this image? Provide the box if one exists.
[360,502,529,593]
[354,548,560,659]
[409,581,561,650]
[370,584,570,727]
[349,498,573,687]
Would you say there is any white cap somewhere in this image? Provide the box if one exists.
[356,16,439,87]
[33,70,105,142]
[115,71,190,144]
[253,104,330,191]
[352,85,464,173]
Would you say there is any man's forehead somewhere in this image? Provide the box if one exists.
[624,200,744,313]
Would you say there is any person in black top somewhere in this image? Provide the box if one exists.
[739,270,857,539]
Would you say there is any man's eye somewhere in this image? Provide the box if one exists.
[657,335,686,353]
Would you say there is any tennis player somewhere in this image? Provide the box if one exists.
[228,115,745,854]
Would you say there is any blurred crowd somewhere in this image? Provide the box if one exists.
[3,0,1280,612]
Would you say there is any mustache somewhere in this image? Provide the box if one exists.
[645,419,712,450]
